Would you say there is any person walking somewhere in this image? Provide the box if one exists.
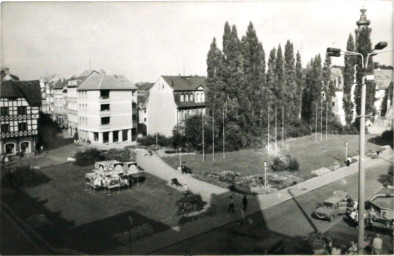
[346,157,351,167]
[372,234,383,255]
[242,195,248,211]
[228,195,235,213]
[181,161,186,174]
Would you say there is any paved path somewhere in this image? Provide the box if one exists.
[105,148,392,255]
[136,150,228,203]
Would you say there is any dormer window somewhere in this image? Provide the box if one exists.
[180,95,184,102]
[185,95,189,102]
[190,94,194,102]
[201,93,205,103]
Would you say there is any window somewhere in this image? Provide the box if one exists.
[1,124,10,133]
[100,104,110,111]
[332,102,335,106]
[180,95,184,102]
[101,117,110,125]
[18,122,28,131]
[100,90,110,99]
[1,107,9,116]
[144,118,146,122]
[201,93,205,102]
[190,94,194,102]
[94,132,99,141]
[132,114,137,120]
[185,95,189,102]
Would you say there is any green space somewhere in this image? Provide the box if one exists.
[162,134,382,188]
[1,162,186,254]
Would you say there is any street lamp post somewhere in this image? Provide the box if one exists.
[264,161,267,189]
[327,41,387,254]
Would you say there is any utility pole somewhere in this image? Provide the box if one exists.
[321,99,323,141]
[326,101,328,140]
[315,102,318,141]
[264,161,267,189]
[212,110,215,161]
[267,106,270,156]
[202,112,205,163]
[274,106,277,152]
[282,106,284,144]
[155,133,158,150]
[223,104,225,160]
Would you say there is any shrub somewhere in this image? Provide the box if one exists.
[176,191,207,216]
[112,224,154,244]
[103,148,136,162]
[137,134,172,147]
[74,148,104,166]
[1,165,50,188]
[271,155,299,172]
[381,129,393,148]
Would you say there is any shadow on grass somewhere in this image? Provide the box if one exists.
[368,134,393,148]
[377,165,393,187]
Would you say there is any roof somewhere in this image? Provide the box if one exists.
[1,80,42,107]
[78,71,137,91]
[374,68,393,90]
[53,79,67,89]
[136,82,154,91]
[162,76,206,91]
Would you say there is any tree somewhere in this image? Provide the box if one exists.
[343,34,355,126]
[295,51,304,119]
[284,40,297,120]
[322,52,334,121]
[355,27,375,125]
[274,45,285,110]
[241,22,266,132]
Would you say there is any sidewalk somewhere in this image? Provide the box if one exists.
[105,148,392,255]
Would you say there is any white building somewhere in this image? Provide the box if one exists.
[77,71,138,144]
[146,76,206,137]
[330,67,347,126]
[373,68,393,117]
[53,79,68,127]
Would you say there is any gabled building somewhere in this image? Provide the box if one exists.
[146,76,206,137]
[66,70,92,137]
[0,80,41,154]
[77,71,138,144]
[53,79,68,127]
[136,82,154,136]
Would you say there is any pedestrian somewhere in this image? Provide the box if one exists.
[228,195,235,213]
[353,200,358,211]
[242,194,248,211]
[181,161,186,174]
[369,207,376,223]
[40,145,44,154]
[346,157,351,167]
[372,234,382,255]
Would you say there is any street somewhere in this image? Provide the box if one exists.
[152,155,393,254]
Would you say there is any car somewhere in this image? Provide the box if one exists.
[313,190,350,221]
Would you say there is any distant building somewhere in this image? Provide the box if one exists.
[136,82,154,136]
[66,70,92,137]
[330,67,347,126]
[77,71,138,144]
[53,79,68,127]
[373,68,393,117]
[0,80,41,154]
[146,76,206,137]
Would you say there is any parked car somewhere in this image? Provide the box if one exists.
[313,190,350,221]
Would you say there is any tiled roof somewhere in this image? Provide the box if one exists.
[374,68,393,90]
[53,79,67,89]
[162,76,206,91]
[1,80,41,107]
[78,71,137,91]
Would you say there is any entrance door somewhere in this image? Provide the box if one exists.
[5,143,15,154]
[122,130,128,141]
[20,142,30,153]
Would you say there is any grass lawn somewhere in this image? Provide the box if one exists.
[162,134,383,182]
[1,162,185,254]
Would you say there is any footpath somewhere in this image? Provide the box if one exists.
[105,147,393,255]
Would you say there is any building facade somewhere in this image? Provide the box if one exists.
[0,80,41,154]
[77,71,138,144]
[53,79,68,127]
[146,76,206,137]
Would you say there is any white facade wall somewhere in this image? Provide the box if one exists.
[146,77,178,137]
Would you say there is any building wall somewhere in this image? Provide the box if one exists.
[146,77,178,137]
[67,86,78,136]
[77,89,136,144]
[0,97,39,154]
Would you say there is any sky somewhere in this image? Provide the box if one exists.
[1,0,393,83]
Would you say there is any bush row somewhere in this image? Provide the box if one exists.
[74,148,136,167]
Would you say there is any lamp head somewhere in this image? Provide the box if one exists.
[374,41,387,50]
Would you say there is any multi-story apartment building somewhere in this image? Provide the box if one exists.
[0,80,41,154]
[53,79,68,127]
[77,71,138,144]
[146,76,206,137]
[67,71,91,137]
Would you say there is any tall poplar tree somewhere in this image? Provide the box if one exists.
[322,53,334,119]
[275,44,285,111]
[343,34,355,126]
[295,51,304,119]
[284,40,296,120]
[355,27,375,124]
